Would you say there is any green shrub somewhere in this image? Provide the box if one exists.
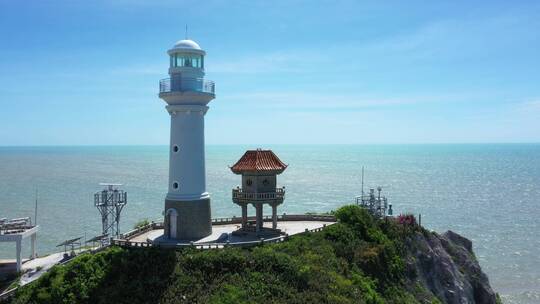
[133,219,150,229]
[10,205,424,304]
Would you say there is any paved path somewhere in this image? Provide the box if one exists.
[0,247,95,294]
[19,252,65,285]
[131,220,334,244]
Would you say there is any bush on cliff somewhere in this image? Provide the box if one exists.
[8,205,432,304]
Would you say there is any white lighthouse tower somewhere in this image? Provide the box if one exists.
[158,39,215,240]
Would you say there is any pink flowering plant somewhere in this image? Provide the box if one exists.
[397,214,417,227]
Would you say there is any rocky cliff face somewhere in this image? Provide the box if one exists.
[405,229,498,304]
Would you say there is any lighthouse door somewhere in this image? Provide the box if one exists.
[168,209,177,239]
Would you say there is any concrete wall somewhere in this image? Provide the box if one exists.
[166,106,209,201]
[242,174,276,193]
[164,198,212,240]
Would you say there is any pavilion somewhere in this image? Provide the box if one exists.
[230,149,287,234]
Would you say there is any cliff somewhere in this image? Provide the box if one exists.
[5,206,499,304]
[404,229,498,304]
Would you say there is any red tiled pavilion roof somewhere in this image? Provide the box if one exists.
[230,149,287,174]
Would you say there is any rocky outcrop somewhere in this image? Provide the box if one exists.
[405,229,498,304]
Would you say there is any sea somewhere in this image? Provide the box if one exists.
[0,144,538,303]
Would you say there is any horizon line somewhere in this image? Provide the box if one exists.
[0,142,539,148]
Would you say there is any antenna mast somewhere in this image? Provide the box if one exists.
[34,188,38,226]
[185,25,188,39]
[361,166,365,197]
[94,183,127,244]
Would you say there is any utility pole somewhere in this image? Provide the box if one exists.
[34,188,38,226]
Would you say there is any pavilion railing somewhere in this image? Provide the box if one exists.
[232,187,285,201]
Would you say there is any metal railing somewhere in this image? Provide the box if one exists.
[111,220,334,250]
[232,187,285,202]
[119,221,162,240]
[0,217,34,235]
[209,214,336,225]
[118,214,336,242]
[159,77,215,94]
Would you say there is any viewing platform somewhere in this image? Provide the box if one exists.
[159,77,215,94]
[114,214,336,250]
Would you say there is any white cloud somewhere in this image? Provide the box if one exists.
[107,63,166,76]
[217,90,486,112]
[518,100,540,112]
[211,51,326,74]
[220,92,420,109]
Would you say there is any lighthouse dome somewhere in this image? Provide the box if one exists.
[173,39,202,50]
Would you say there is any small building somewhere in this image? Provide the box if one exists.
[0,217,38,272]
[230,149,287,234]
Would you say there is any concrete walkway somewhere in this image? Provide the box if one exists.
[0,247,95,297]
[18,252,71,286]
[130,220,334,245]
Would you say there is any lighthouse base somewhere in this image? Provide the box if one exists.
[164,198,212,240]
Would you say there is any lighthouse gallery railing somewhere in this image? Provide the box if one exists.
[159,77,215,94]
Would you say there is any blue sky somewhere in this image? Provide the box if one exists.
[0,0,539,145]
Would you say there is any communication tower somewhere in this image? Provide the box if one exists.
[356,187,392,218]
[356,167,393,217]
[94,183,127,241]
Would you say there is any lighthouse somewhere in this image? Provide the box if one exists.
[158,39,215,240]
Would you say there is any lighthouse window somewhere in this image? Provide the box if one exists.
[173,182,179,190]
[172,54,203,68]
[173,145,179,153]
[192,57,201,68]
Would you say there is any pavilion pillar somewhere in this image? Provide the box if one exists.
[241,204,247,229]
[272,204,277,229]
[16,239,22,273]
[255,204,263,233]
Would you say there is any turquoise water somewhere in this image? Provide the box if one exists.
[0,144,538,303]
